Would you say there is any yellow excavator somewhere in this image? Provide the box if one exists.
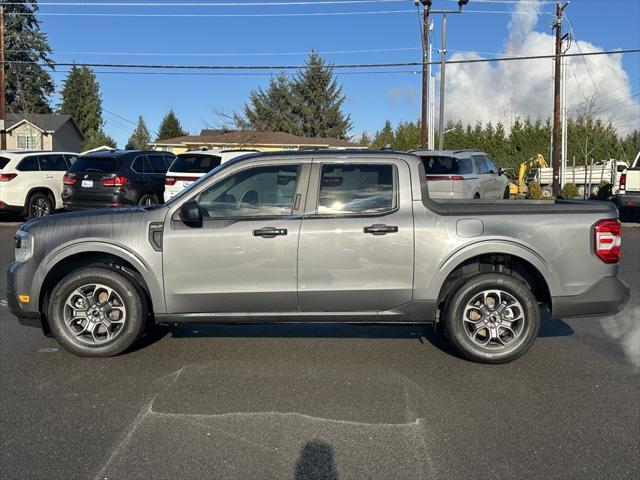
[509,154,548,197]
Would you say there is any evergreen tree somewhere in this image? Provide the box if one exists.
[3,0,54,113]
[291,52,352,139]
[59,65,103,135]
[243,74,300,135]
[393,120,421,151]
[359,131,372,147]
[620,130,640,162]
[126,116,151,150]
[156,109,188,140]
[82,129,116,151]
[371,121,395,149]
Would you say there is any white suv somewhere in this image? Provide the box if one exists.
[0,151,79,218]
[164,149,258,201]
[411,149,511,200]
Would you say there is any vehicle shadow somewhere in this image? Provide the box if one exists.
[158,312,573,359]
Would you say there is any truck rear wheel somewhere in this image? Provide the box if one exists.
[443,273,540,363]
[47,267,147,357]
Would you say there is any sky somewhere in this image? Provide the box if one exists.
[28,0,640,147]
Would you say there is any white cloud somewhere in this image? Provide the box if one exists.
[443,0,639,135]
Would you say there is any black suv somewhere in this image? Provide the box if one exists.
[62,150,175,210]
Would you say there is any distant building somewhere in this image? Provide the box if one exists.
[3,114,84,152]
[149,130,363,154]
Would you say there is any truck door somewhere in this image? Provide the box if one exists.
[162,159,309,314]
[297,157,414,313]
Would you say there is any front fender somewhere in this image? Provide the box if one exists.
[33,240,165,314]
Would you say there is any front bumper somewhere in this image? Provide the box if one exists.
[552,276,630,318]
[6,261,42,327]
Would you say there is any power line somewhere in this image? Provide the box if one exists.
[5,9,546,17]
[6,48,638,70]
[7,46,423,57]
[3,0,408,6]
[49,68,422,76]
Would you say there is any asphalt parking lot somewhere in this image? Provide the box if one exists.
[0,220,638,480]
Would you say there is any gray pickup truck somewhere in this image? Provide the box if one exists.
[7,151,630,363]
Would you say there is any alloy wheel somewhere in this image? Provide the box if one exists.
[462,289,525,350]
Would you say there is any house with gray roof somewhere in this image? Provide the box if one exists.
[2,114,84,152]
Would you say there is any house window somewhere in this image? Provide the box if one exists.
[17,132,38,149]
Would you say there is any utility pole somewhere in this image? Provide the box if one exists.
[0,6,6,150]
[551,2,569,196]
[419,1,431,149]
[438,12,447,150]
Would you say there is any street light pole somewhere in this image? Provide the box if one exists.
[415,1,469,150]
[418,1,431,149]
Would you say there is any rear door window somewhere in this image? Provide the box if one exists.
[148,154,169,174]
[0,157,10,170]
[64,154,79,167]
[69,157,118,173]
[38,154,68,171]
[16,156,40,172]
[171,154,222,173]
[317,164,396,215]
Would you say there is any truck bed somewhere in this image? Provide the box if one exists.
[423,198,618,216]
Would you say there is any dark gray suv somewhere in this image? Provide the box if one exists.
[62,150,175,209]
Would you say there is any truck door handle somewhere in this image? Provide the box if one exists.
[253,227,288,238]
[364,224,398,235]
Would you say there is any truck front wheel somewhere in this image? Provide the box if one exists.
[47,267,147,357]
[443,273,540,363]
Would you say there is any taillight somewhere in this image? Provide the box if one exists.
[101,176,128,187]
[594,219,622,264]
[0,173,18,182]
[63,174,76,185]
[619,173,626,193]
[166,176,199,185]
[426,175,464,181]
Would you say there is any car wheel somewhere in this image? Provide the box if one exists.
[47,267,147,357]
[590,185,600,197]
[541,186,554,199]
[26,192,53,219]
[503,187,510,199]
[443,273,540,363]
[577,185,586,198]
[138,193,157,206]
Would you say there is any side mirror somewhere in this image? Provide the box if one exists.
[179,200,202,225]
[497,167,506,176]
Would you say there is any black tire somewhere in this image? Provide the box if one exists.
[503,187,510,199]
[26,191,53,219]
[47,267,147,357]
[137,193,158,206]
[443,273,540,364]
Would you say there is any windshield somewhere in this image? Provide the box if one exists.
[69,156,119,173]
[170,154,221,173]
[0,157,9,170]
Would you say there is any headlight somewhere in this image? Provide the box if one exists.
[14,230,34,263]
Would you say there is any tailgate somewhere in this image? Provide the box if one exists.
[65,157,120,203]
[625,169,640,193]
